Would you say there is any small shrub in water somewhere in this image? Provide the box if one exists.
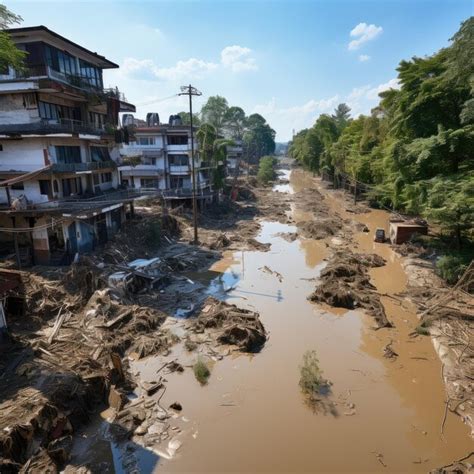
[299,350,327,397]
[193,358,211,385]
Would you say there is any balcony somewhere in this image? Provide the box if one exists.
[167,144,190,152]
[51,160,116,173]
[0,118,109,137]
[169,165,190,175]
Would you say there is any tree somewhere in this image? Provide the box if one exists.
[244,113,276,163]
[257,156,277,184]
[197,123,234,190]
[224,106,246,139]
[177,111,201,126]
[424,174,474,249]
[332,103,351,131]
[0,5,26,72]
[200,96,229,134]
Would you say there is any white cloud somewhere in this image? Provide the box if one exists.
[121,44,257,82]
[221,45,258,72]
[358,54,370,62]
[121,56,218,81]
[348,22,383,50]
[347,78,399,115]
[252,96,339,141]
[256,78,400,141]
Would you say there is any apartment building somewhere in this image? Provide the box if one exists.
[0,26,139,265]
[120,115,212,199]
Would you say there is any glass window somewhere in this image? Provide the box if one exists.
[90,146,110,162]
[55,146,82,164]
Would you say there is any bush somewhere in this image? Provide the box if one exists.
[299,350,327,396]
[193,358,211,385]
[436,255,468,284]
[257,156,277,184]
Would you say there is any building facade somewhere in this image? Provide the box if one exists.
[0,26,139,265]
[120,122,212,198]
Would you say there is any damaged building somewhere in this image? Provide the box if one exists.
[119,113,213,200]
[0,26,145,266]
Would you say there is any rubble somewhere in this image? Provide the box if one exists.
[309,251,392,328]
[192,297,267,352]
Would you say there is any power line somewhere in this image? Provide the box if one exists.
[134,93,180,107]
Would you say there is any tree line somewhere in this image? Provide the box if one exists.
[289,18,473,252]
[179,95,276,164]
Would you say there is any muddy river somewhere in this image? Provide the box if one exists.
[95,169,472,472]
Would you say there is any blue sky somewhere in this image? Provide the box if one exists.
[7,0,472,140]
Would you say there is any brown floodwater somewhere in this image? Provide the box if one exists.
[130,169,472,473]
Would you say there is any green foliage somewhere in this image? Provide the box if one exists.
[291,19,474,248]
[200,95,229,134]
[193,358,211,385]
[257,155,277,184]
[436,254,469,284]
[199,98,275,163]
[197,123,234,190]
[0,5,26,72]
[299,350,326,396]
[177,111,201,126]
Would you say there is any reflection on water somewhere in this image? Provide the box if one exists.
[273,169,294,194]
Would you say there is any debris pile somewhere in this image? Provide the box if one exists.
[309,251,392,328]
[297,218,343,240]
[192,297,267,352]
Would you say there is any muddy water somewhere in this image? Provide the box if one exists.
[136,169,472,472]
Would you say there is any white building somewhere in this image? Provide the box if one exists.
[120,122,212,198]
[0,26,139,265]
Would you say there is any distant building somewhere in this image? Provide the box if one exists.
[226,140,243,176]
[0,26,142,265]
[120,119,212,200]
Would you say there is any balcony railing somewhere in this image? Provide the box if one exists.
[51,160,116,173]
[169,165,190,174]
[0,66,129,102]
[0,118,108,136]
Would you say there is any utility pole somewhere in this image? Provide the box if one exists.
[179,84,202,244]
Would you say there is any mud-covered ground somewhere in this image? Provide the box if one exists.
[1,160,472,472]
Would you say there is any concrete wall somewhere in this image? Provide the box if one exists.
[0,94,40,124]
[0,138,48,172]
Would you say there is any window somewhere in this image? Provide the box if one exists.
[39,101,81,123]
[90,146,110,163]
[141,178,159,188]
[53,180,59,193]
[138,137,155,146]
[101,172,112,183]
[39,180,51,196]
[45,45,79,77]
[168,135,188,145]
[55,146,82,164]
[23,93,37,109]
[11,182,24,190]
[61,177,82,197]
[169,154,188,166]
[93,174,100,186]
[79,59,103,89]
[89,112,106,129]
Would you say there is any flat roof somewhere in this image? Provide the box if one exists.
[7,26,119,69]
